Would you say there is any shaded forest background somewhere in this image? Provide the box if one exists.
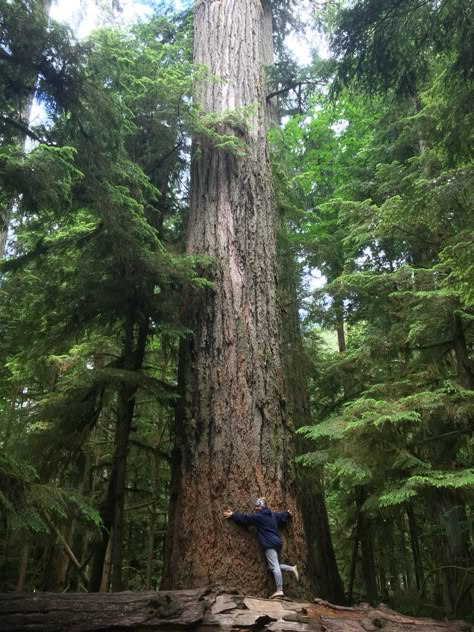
[0,0,473,622]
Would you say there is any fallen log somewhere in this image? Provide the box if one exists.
[0,589,471,631]
[0,589,207,632]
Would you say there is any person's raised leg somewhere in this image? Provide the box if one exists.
[281,563,299,582]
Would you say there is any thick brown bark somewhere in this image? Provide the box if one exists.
[162,0,307,595]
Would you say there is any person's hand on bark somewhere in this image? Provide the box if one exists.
[224,509,233,518]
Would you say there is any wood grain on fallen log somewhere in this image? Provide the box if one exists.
[0,589,471,632]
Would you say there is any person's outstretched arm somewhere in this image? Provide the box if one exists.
[273,510,292,525]
[224,509,258,527]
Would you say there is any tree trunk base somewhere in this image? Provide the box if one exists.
[0,588,471,631]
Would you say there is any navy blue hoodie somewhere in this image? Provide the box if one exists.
[230,507,291,551]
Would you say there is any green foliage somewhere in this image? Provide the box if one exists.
[329,0,474,95]
[274,0,474,616]
[0,451,100,534]
[0,0,83,128]
[0,2,202,592]
[191,104,256,157]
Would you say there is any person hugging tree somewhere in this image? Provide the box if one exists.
[224,497,299,598]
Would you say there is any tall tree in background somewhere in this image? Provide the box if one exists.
[0,5,202,593]
[292,0,474,618]
[162,0,316,596]
[0,0,62,256]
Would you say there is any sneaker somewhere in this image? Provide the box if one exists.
[292,565,299,582]
[270,590,284,599]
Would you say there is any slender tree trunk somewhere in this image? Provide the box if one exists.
[279,234,345,602]
[387,523,401,596]
[406,504,424,591]
[15,543,29,592]
[89,313,149,592]
[110,314,136,592]
[335,299,346,353]
[145,452,161,590]
[296,470,345,601]
[88,476,113,590]
[162,0,308,595]
[145,416,166,590]
[47,521,75,592]
[100,534,113,592]
[453,314,474,390]
[42,513,89,589]
[399,519,412,590]
[353,488,378,605]
[0,211,9,257]
[427,490,473,618]
[348,506,363,604]
[378,542,389,602]
[425,378,473,618]
[47,452,89,592]
[111,314,149,591]
[360,514,378,605]
[1,529,11,591]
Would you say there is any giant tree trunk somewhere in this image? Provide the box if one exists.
[162,0,307,595]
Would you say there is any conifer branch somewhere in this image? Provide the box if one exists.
[0,223,104,272]
[0,114,54,146]
[145,139,183,176]
[266,81,322,103]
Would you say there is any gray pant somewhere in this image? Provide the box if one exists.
[264,548,293,591]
